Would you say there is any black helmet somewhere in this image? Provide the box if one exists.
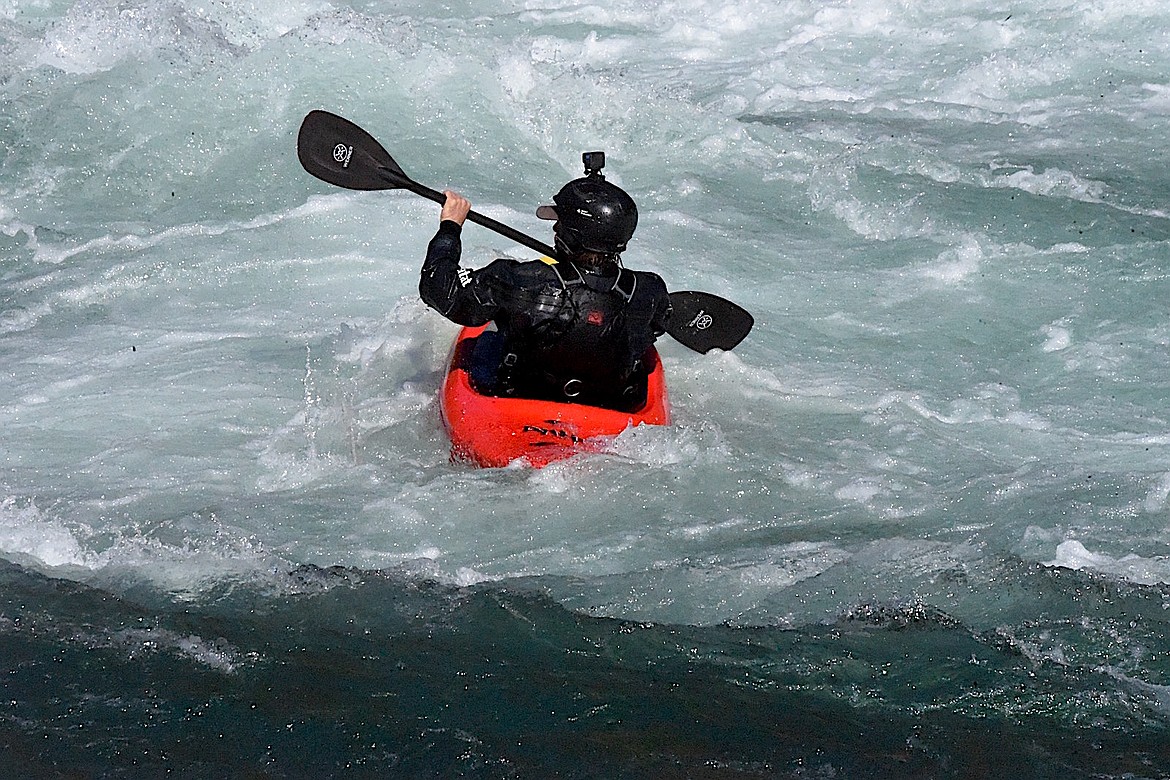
[537,152,637,257]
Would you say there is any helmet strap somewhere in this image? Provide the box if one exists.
[553,232,578,259]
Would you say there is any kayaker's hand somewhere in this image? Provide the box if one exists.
[441,191,471,226]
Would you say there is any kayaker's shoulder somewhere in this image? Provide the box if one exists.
[477,257,564,286]
[631,268,669,294]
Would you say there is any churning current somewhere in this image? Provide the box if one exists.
[4,0,1170,776]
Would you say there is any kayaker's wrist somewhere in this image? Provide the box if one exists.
[438,219,463,236]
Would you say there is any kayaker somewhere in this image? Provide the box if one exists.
[419,153,671,411]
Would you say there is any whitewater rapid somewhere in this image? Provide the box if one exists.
[5,1,1170,775]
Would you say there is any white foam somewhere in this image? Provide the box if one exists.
[453,566,495,587]
[865,384,1050,430]
[36,1,212,74]
[109,628,260,673]
[835,478,886,503]
[30,0,326,75]
[1041,323,1072,352]
[1046,540,1170,586]
[602,419,733,467]
[498,52,538,101]
[0,200,37,243]
[31,195,348,265]
[983,165,1108,202]
[0,496,91,568]
[1101,666,1170,715]
[0,495,305,602]
[0,301,51,335]
[1143,472,1170,513]
[567,540,854,626]
[917,237,983,284]
[1141,83,1170,113]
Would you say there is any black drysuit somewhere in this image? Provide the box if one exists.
[420,220,671,410]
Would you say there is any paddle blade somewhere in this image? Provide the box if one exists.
[297,110,407,191]
[666,291,754,353]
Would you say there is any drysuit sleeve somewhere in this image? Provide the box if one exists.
[647,272,672,339]
[419,220,499,326]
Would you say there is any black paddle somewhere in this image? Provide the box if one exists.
[296,110,753,353]
[297,110,557,258]
[665,291,753,353]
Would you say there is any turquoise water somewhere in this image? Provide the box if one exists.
[4,0,1170,776]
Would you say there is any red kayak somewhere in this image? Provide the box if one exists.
[439,325,671,467]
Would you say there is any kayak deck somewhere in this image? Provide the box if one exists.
[439,325,670,467]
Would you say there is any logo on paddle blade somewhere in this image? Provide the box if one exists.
[687,309,713,331]
[333,143,353,168]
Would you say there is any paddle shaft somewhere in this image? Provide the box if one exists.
[379,167,558,258]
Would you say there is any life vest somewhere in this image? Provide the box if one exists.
[501,259,643,406]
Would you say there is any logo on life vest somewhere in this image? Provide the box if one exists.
[333,143,353,168]
[688,309,714,330]
[587,310,604,326]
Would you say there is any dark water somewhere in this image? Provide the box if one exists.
[4,557,1169,778]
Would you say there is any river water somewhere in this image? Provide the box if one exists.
[4,0,1170,776]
